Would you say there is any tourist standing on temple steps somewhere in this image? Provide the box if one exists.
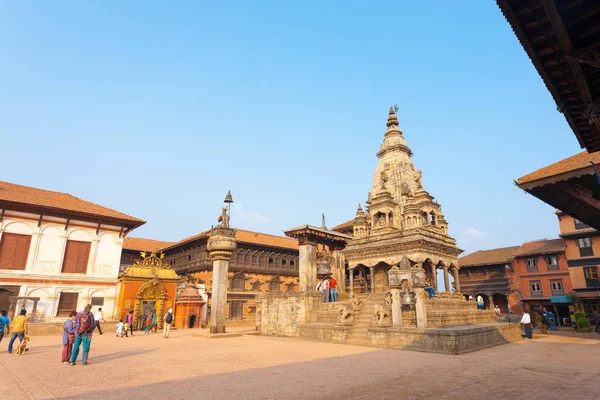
[163,308,174,338]
[70,304,95,366]
[521,309,533,339]
[329,276,338,302]
[94,307,105,335]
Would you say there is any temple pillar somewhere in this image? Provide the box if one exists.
[299,243,317,293]
[208,228,237,334]
[369,267,375,293]
[414,288,428,328]
[431,264,438,292]
[453,267,461,292]
[487,294,494,311]
[348,267,355,294]
[390,288,402,328]
[330,249,345,294]
[443,265,450,292]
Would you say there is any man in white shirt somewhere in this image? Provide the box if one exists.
[163,308,174,338]
[94,308,105,335]
[494,305,501,316]
[520,309,532,339]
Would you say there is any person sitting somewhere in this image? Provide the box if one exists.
[424,278,436,299]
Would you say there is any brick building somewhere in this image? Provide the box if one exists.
[511,239,571,325]
[557,212,600,317]
[458,246,520,314]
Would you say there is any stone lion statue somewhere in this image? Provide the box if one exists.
[351,295,364,310]
[337,306,353,324]
[373,305,391,325]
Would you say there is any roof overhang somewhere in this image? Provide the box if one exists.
[496,0,600,152]
[284,224,352,248]
[516,169,600,230]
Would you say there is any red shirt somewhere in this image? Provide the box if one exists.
[329,278,337,288]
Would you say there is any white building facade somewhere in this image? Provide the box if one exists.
[0,181,145,321]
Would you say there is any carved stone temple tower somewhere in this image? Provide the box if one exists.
[344,107,463,294]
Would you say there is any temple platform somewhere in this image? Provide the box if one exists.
[258,292,522,355]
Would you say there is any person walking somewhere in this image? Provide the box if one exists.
[127,310,134,336]
[144,310,157,334]
[163,308,174,338]
[329,276,338,302]
[0,310,10,344]
[70,304,95,366]
[61,311,76,363]
[94,307,105,335]
[8,309,28,354]
[116,319,125,337]
[521,309,533,339]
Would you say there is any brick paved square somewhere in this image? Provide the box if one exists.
[1,329,598,400]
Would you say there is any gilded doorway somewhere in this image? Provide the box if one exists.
[133,279,168,330]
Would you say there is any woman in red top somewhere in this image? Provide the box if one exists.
[329,276,338,302]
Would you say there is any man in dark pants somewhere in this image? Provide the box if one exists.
[521,309,533,339]
[94,308,105,335]
[127,310,134,336]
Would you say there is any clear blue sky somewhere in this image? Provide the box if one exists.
[1,1,583,256]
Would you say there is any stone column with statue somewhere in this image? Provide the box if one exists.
[208,191,237,334]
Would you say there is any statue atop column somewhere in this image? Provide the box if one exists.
[217,206,230,228]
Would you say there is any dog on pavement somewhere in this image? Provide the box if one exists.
[15,336,30,355]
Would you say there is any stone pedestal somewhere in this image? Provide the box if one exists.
[299,244,317,293]
[414,288,428,329]
[390,288,403,328]
[207,228,237,334]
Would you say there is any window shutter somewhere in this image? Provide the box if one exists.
[62,240,91,273]
[0,233,32,270]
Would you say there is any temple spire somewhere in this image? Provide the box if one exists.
[356,204,365,217]
[386,106,399,127]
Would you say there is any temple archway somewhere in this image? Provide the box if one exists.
[134,278,169,330]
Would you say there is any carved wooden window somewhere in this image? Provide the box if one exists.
[252,281,261,291]
[286,282,295,292]
[231,273,245,291]
[62,240,91,274]
[550,279,563,295]
[282,259,287,266]
[529,281,542,297]
[526,258,538,272]
[57,292,78,317]
[268,258,274,265]
[546,255,559,271]
[577,237,593,257]
[269,277,280,292]
[0,233,32,270]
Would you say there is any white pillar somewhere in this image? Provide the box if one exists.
[390,288,403,328]
[210,258,230,334]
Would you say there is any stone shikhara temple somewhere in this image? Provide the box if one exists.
[258,107,521,354]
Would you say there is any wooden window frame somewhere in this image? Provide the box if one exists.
[61,240,91,274]
[0,232,32,270]
[529,280,542,297]
[577,237,594,257]
[57,292,79,317]
[546,255,559,271]
[526,257,538,272]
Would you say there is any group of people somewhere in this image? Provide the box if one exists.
[1,304,175,365]
[316,276,338,303]
[520,307,558,339]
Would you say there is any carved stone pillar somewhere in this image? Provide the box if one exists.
[348,267,355,294]
[208,228,237,334]
[487,294,494,311]
[387,266,403,328]
[452,267,461,293]
[299,243,317,293]
[369,267,375,293]
[443,265,450,292]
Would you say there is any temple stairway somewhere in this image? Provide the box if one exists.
[344,293,385,346]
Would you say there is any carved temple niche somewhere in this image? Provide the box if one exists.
[373,262,391,293]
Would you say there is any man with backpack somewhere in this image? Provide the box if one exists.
[163,308,174,338]
[69,304,95,365]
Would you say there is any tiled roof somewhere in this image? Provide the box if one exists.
[458,246,520,268]
[163,229,299,251]
[122,237,176,253]
[513,239,564,257]
[332,220,354,232]
[0,180,144,225]
[516,151,600,185]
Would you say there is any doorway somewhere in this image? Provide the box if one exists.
[57,292,79,317]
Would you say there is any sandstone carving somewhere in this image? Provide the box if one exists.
[337,306,353,324]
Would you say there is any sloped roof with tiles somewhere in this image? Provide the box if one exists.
[122,237,176,253]
[459,246,520,268]
[162,229,299,252]
[513,239,564,257]
[0,180,145,227]
[516,151,600,186]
